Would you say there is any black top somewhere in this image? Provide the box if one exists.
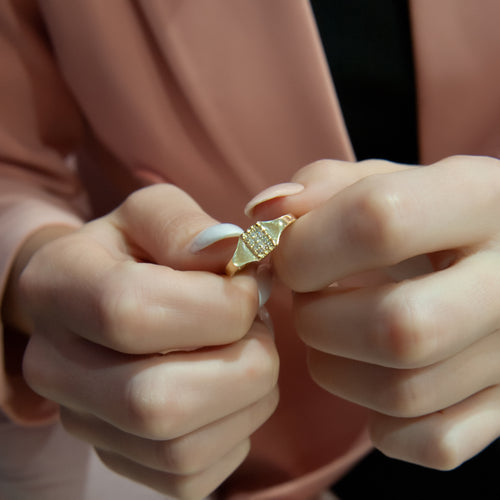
[310,0,419,164]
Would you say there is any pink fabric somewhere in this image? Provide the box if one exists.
[0,410,180,499]
[1,1,499,498]
[410,0,500,162]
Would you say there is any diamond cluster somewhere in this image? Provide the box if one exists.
[241,222,275,259]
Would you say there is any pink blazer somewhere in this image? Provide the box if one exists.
[1,1,499,498]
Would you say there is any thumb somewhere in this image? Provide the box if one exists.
[109,183,242,273]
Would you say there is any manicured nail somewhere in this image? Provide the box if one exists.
[257,264,273,308]
[258,306,274,336]
[189,223,243,253]
[244,182,305,217]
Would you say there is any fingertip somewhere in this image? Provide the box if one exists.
[244,183,304,217]
[189,223,243,253]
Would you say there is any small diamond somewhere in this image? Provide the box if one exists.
[242,223,275,258]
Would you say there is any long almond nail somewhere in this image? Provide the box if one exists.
[245,182,304,217]
[189,223,243,253]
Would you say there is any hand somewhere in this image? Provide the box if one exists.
[20,184,279,499]
[251,156,500,470]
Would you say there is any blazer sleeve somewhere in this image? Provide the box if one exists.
[0,0,87,424]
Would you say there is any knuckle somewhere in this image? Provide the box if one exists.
[375,288,434,368]
[125,376,184,439]
[378,371,426,417]
[156,437,205,475]
[344,176,406,261]
[95,263,143,352]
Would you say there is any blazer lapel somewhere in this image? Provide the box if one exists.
[137,0,354,193]
[140,0,500,175]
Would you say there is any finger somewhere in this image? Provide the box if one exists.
[109,183,240,272]
[370,385,500,470]
[295,251,500,368]
[24,234,259,353]
[60,388,279,475]
[97,439,250,500]
[249,159,411,220]
[273,156,500,291]
[24,322,279,440]
[306,329,500,419]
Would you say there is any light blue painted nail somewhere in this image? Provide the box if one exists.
[189,223,244,253]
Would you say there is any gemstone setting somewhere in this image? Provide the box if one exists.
[241,222,276,259]
[226,214,296,275]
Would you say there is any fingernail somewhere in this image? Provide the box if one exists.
[258,306,274,336]
[189,223,243,253]
[257,264,273,308]
[244,182,304,217]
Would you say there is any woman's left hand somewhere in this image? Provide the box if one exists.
[249,155,500,470]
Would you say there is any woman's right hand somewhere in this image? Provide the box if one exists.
[19,184,279,500]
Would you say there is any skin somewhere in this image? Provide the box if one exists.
[7,154,500,494]
[253,155,500,471]
[6,184,279,500]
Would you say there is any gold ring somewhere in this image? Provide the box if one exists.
[226,214,296,276]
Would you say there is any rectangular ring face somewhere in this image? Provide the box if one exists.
[241,222,275,259]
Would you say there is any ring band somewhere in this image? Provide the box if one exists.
[226,214,296,276]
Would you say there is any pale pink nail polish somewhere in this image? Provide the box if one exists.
[244,182,304,217]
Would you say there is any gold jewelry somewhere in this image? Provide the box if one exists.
[226,214,296,276]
